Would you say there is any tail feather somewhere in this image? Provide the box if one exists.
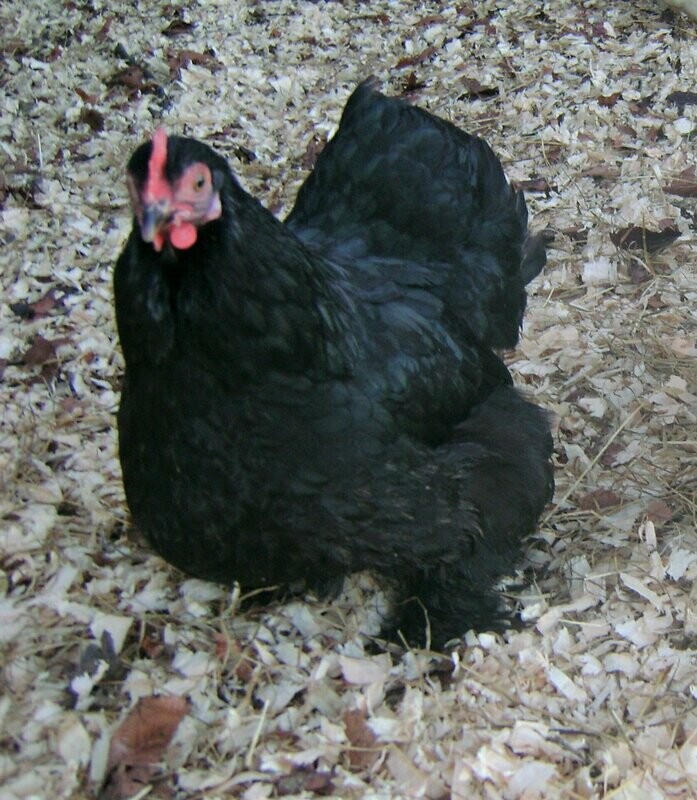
[521,228,554,285]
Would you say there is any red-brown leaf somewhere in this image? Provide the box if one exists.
[21,335,64,366]
[301,135,326,170]
[560,225,589,242]
[514,177,553,193]
[598,92,622,108]
[600,442,624,467]
[96,17,113,42]
[542,144,564,163]
[107,65,148,91]
[162,18,194,36]
[663,167,697,198]
[646,293,667,309]
[166,48,220,76]
[80,107,105,132]
[139,625,166,660]
[647,500,673,525]
[590,21,608,39]
[401,71,426,93]
[103,696,187,800]
[303,771,335,795]
[107,696,189,771]
[610,225,681,253]
[578,489,622,511]
[579,164,620,179]
[396,46,437,69]
[75,86,99,104]
[615,123,637,138]
[416,14,447,26]
[629,263,651,284]
[102,763,160,800]
[10,288,60,320]
[234,651,255,682]
[343,709,379,770]
[276,768,335,797]
[462,77,499,100]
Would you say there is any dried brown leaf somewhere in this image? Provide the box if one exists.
[162,18,194,36]
[615,123,637,138]
[462,77,499,100]
[663,167,697,198]
[610,225,681,253]
[561,225,589,242]
[514,177,553,194]
[139,625,166,660]
[401,71,426,93]
[102,763,159,800]
[276,768,334,796]
[10,288,60,320]
[628,95,655,115]
[578,489,622,511]
[21,335,65,366]
[221,639,255,681]
[542,144,564,163]
[647,293,667,309]
[107,65,148,91]
[166,48,221,76]
[106,58,161,96]
[598,92,622,107]
[629,263,651,284]
[106,695,189,772]
[579,164,619,180]
[396,46,437,69]
[647,500,673,525]
[600,442,624,467]
[103,696,187,800]
[301,135,326,170]
[80,107,105,132]
[303,771,335,795]
[75,86,98,104]
[95,17,113,42]
[416,14,447,27]
[343,708,379,770]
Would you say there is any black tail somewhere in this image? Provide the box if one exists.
[521,228,554,285]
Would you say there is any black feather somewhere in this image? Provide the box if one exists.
[114,81,554,648]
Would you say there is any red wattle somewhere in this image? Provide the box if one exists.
[169,223,198,249]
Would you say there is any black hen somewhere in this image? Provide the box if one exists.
[114,81,554,647]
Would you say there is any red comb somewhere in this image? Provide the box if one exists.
[144,128,170,203]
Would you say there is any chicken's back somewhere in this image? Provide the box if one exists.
[287,80,547,352]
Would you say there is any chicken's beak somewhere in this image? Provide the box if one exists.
[139,201,171,245]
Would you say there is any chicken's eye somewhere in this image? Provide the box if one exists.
[193,174,206,192]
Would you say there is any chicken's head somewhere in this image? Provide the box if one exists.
[127,129,223,253]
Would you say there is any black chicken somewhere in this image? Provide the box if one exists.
[114,80,554,647]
